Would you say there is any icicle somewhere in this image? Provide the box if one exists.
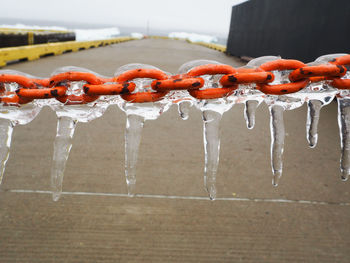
[313,53,350,181]
[177,100,192,120]
[115,63,172,196]
[337,97,350,181]
[202,110,222,200]
[177,60,236,200]
[0,119,14,185]
[244,100,259,129]
[269,105,285,187]
[306,100,323,148]
[51,116,77,201]
[124,114,144,196]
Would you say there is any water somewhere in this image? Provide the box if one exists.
[115,63,172,196]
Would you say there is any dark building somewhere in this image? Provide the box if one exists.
[226,0,350,63]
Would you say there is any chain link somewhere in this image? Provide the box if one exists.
[1,54,350,106]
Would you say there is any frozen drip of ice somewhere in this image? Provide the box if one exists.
[315,54,350,181]
[178,60,236,199]
[51,116,76,201]
[269,105,285,186]
[115,63,172,196]
[49,66,110,200]
[0,119,13,185]
[337,97,350,181]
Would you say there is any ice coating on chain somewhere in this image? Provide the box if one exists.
[51,116,76,201]
[1,55,350,198]
[49,66,109,200]
[178,60,236,199]
[0,119,13,184]
[115,63,172,196]
[176,60,220,121]
[0,70,42,125]
[0,70,42,186]
[315,54,350,180]
[250,56,307,186]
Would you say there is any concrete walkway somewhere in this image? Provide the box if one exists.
[0,39,349,262]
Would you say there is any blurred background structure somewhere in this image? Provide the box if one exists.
[0,28,75,48]
[227,0,350,62]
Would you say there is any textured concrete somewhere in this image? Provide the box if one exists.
[0,39,349,262]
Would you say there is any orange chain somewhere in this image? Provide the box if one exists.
[1,55,349,106]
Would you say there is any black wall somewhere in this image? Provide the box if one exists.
[226,0,350,63]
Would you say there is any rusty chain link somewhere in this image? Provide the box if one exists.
[1,54,350,106]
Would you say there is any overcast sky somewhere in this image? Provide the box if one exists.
[0,0,248,37]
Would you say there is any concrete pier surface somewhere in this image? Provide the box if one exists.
[0,39,349,262]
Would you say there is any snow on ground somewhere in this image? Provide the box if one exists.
[74,28,120,41]
[130,32,144,39]
[168,32,218,43]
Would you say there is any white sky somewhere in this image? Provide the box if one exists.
[0,0,248,37]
